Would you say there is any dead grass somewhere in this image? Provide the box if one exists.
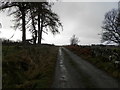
[66,46,120,79]
[2,45,58,88]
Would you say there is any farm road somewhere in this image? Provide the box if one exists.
[52,47,119,88]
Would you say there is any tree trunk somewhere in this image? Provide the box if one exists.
[31,10,37,44]
[39,18,43,45]
[34,30,37,44]
[21,8,26,43]
[38,14,41,44]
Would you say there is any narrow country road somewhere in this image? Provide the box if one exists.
[52,47,120,88]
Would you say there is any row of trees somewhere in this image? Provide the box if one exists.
[1,1,119,46]
[0,0,63,45]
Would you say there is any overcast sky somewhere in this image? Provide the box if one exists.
[0,1,119,45]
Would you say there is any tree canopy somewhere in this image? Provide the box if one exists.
[0,1,63,44]
[101,8,120,45]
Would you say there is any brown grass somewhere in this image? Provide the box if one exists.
[2,45,58,88]
[66,45,120,79]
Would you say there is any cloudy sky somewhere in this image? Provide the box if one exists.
[0,1,119,45]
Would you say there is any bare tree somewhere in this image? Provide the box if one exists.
[70,35,80,46]
[0,2,29,43]
[0,1,63,45]
[29,2,63,45]
[101,8,120,45]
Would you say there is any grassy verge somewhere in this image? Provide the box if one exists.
[66,46,120,79]
[2,45,58,88]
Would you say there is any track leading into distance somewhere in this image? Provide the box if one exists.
[52,47,119,88]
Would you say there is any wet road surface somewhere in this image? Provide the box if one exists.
[52,47,120,88]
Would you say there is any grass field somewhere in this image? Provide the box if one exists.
[2,45,58,88]
[66,45,120,79]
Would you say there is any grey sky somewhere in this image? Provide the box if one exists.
[0,1,118,45]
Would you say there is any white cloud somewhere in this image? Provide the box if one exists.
[0,2,118,45]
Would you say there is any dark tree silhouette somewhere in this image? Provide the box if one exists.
[18,3,28,43]
[26,2,52,44]
[70,35,80,46]
[28,2,63,44]
[0,1,63,45]
[0,2,29,43]
[30,7,37,44]
[102,8,120,45]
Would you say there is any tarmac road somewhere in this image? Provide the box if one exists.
[52,47,119,88]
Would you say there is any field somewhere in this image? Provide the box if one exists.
[2,44,120,88]
[2,45,58,88]
[66,45,120,79]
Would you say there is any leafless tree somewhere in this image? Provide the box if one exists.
[0,1,63,45]
[70,35,80,46]
[101,8,120,45]
[0,2,30,43]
